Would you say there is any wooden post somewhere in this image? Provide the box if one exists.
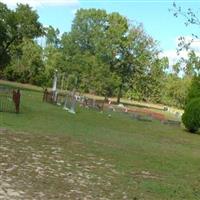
[13,89,21,113]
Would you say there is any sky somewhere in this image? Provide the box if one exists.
[1,0,200,65]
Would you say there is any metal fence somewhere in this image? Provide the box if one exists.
[0,87,15,113]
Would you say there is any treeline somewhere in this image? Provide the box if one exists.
[0,3,199,108]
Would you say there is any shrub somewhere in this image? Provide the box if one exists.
[182,98,200,133]
[186,76,200,104]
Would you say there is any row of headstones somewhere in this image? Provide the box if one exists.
[163,106,183,119]
[43,89,105,114]
[43,90,77,114]
[49,71,104,113]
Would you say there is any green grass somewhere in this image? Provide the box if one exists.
[1,83,200,199]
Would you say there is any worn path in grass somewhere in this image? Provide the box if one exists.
[0,129,128,200]
[1,83,200,199]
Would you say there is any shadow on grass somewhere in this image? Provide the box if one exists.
[182,127,200,136]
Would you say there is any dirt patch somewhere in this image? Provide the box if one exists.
[0,131,130,199]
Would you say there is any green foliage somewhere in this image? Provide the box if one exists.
[0,2,43,69]
[128,57,168,103]
[183,51,200,76]
[43,46,65,74]
[15,4,43,38]
[45,25,60,47]
[186,75,200,104]
[161,75,191,108]
[4,39,45,86]
[182,98,200,133]
[62,9,161,102]
[0,3,14,68]
[67,74,79,91]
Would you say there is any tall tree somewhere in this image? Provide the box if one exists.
[64,9,160,102]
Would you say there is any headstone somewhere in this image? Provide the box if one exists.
[118,103,125,108]
[163,120,181,126]
[92,99,96,108]
[175,112,181,118]
[69,94,76,114]
[63,94,69,111]
[109,106,115,112]
[163,106,168,111]
[63,90,77,114]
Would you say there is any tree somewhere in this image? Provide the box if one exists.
[104,12,131,103]
[161,74,191,108]
[64,9,160,103]
[182,51,200,77]
[136,57,168,103]
[0,3,14,70]
[45,25,60,48]
[0,2,43,69]
[61,9,123,97]
[170,2,200,111]
[71,9,108,55]
[4,39,45,85]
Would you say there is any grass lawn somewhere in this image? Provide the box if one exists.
[0,82,200,200]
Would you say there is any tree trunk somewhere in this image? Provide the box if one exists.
[117,84,122,104]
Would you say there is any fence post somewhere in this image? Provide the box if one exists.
[13,89,21,113]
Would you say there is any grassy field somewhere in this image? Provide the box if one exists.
[0,82,200,200]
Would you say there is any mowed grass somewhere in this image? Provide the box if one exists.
[1,83,200,199]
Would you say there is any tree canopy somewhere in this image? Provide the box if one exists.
[0,3,43,70]
[1,3,198,108]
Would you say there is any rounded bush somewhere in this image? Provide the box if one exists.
[182,98,200,133]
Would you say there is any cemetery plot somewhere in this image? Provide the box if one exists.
[109,104,166,121]
[42,88,180,126]
[106,103,181,126]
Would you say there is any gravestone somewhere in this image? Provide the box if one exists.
[163,120,181,126]
[63,90,77,114]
